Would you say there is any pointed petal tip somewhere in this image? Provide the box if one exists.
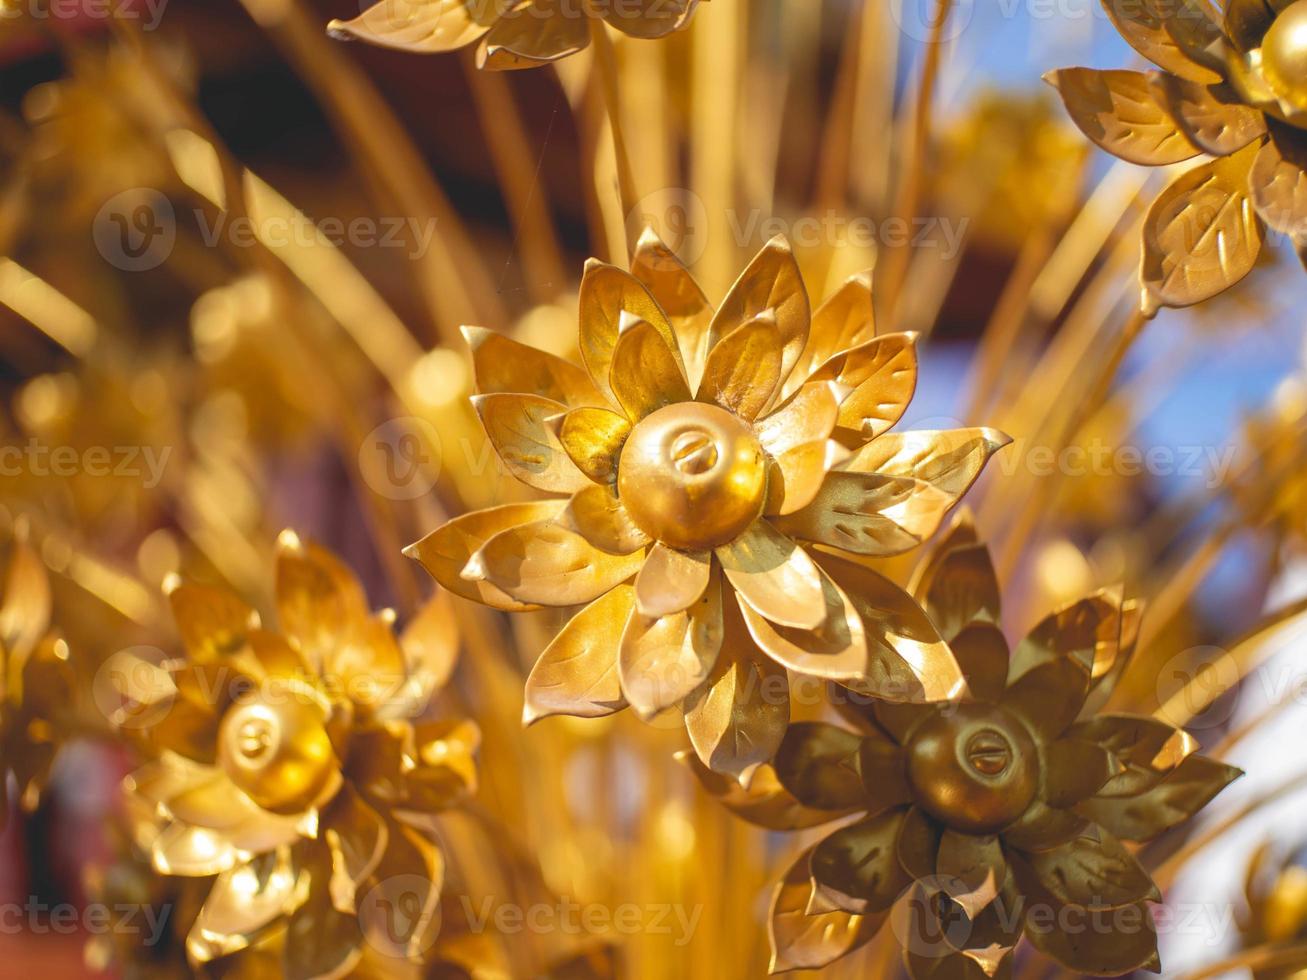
[401,542,420,561]
[276,528,303,553]
[984,428,1014,451]
[460,324,488,348]
[763,234,793,253]
[325,19,354,41]
[161,572,182,596]
[636,225,663,249]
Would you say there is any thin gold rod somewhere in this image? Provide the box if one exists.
[589,20,640,260]
[464,58,567,304]
[878,0,955,322]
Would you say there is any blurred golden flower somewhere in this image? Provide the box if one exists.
[407,231,1008,779]
[1048,0,1307,312]
[0,534,75,823]
[119,533,475,975]
[329,0,700,70]
[761,516,1240,976]
[1243,841,1307,977]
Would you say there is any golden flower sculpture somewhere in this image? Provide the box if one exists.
[328,0,700,70]
[1242,841,1307,977]
[118,532,475,976]
[406,231,1009,779]
[1048,0,1307,313]
[760,516,1241,976]
[0,533,76,825]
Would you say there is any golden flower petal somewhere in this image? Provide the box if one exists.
[578,259,683,403]
[327,0,497,53]
[244,629,314,682]
[152,822,242,877]
[774,471,954,557]
[187,849,298,962]
[464,519,644,607]
[936,831,1004,919]
[1041,738,1119,808]
[602,0,698,39]
[0,539,50,662]
[1022,897,1160,975]
[683,599,789,781]
[1152,75,1267,157]
[275,533,370,670]
[898,804,942,880]
[522,585,633,724]
[404,719,480,811]
[786,270,876,394]
[620,570,722,719]
[404,500,568,611]
[1044,68,1200,166]
[679,753,840,831]
[631,227,715,388]
[696,314,784,420]
[821,554,967,704]
[476,0,590,70]
[1225,0,1279,51]
[768,847,881,974]
[397,589,460,705]
[167,579,257,665]
[706,236,810,388]
[462,325,605,408]
[609,317,692,421]
[1250,122,1307,238]
[323,786,388,914]
[736,565,870,681]
[841,428,1011,499]
[756,382,841,459]
[717,521,827,631]
[1068,714,1198,797]
[1008,590,1123,692]
[952,633,1012,715]
[1101,0,1222,82]
[810,807,912,914]
[1012,828,1160,909]
[634,543,711,619]
[1140,141,1264,315]
[562,483,651,555]
[906,940,1014,980]
[807,332,918,440]
[283,847,365,977]
[559,406,630,484]
[764,439,851,517]
[773,721,873,811]
[910,517,1001,644]
[1076,754,1242,842]
[1001,657,1091,741]
[473,392,591,493]
[1082,597,1143,719]
[1000,799,1088,852]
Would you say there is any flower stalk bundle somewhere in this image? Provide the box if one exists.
[0,0,1303,978]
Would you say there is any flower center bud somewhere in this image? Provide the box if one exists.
[218,689,339,815]
[906,703,1038,834]
[617,403,767,551]
[1262,0,1307,113]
